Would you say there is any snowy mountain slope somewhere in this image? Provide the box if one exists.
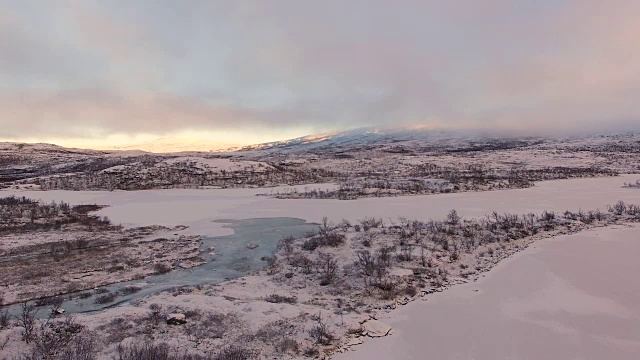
[238,126,548,155]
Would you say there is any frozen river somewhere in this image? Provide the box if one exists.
[336,224,640,360]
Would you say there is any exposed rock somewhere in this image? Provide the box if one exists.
[166,313,187,325]
[246,243,259,249]
[362,319,393,337]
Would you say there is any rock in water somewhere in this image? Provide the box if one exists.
[52,308,65,315]
[246,243,259,249]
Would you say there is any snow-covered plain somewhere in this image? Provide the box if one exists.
[4,175,640,238]
[336,224,640,360]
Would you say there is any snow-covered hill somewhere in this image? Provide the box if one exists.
[239,126,546,155]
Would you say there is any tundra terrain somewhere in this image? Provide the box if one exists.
[1,129,639,359]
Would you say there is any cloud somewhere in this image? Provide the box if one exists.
[1,0,640,143]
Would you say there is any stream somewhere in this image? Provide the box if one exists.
[3,217,319,318]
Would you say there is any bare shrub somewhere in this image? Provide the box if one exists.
[308,316,334,345]
[59,332,99,360]
[19,302,38,343]
[323,231,346,247]
[358,217,383,231]
[446,209,460,225]
[94,292,117,304]
[263,294,297,304]
[609,200,627,216]
[34,296,64,308]
[98,317,132,344]
[289,253,314,274]
[316,253,339,286]
[0,335,9,351]
[32,316,85,359]
[276,338,300,355]
[116,341,209,360]
[186,312,241,341]
[373,278,397,300]
[153,263,172,274]
[278,235,295,259]
[116,341,170,360]
[397,244,413,262]
[355,250,376,277]
[403,285,418,297]
[147,304,165,325]
[214,345,254,360]
[301,237,319,251]
[0,309,10,329]
[338,219,351,231]
[119,286,142,296]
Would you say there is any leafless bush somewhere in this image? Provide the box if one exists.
[627,204,640,217]
[355,250,390,288]
[97,317,133,344]
[373,278,397,300]
[0,335,9,351]
[355,250,377,277]
[316,253,339,286]
[0,309,10,329]
[289,253,314,274]
[446,209,460,225]
[94,292,117,304]
[302,222,346,250]
[609,200,627,216]
[116,341,208,360]
[278,236,295,259]
[338,219,351,231]
[540,210,556,222]
[19,303,38,343]
[623,180,640,189]
[32,315,85,359]
[301,237,319,251]
[397,244,413,262]
[153,263,172,274]
[322,231,346,247]
[276,338,300,355]
[147,304,165,325]
[117,341,168,360]
[58,332,99,360]
[263,294,297,304]
[214,345,254,360]
[186,312,240,341]
[358,217,383,231]
[403,285,418,297]
[119,286,142,296]
[308,316,334,345]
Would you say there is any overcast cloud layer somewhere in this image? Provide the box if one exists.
[1,0,640,144]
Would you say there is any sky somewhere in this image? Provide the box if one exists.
[1,0,640,148]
